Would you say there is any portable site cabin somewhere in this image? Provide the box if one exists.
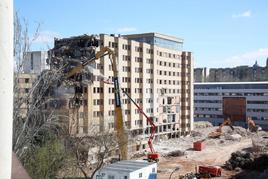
[93,160,157,179]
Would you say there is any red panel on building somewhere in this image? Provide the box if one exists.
[223,97,246,122]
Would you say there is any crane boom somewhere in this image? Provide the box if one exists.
[122,89,160,161]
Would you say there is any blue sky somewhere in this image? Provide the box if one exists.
[15,0,268,68]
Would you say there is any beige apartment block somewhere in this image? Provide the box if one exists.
[15,73,37,118]
[74,33,194,143]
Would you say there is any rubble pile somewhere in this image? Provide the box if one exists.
[224,133,242,141]
[225,151,254,170]
[154,126,251,156]
[194,121,213,128]
[225,127,249,137]
[251,133,268,154]
[166,150,185,157]
[226,151,268,172]
[130,151,146,159]
[221,127,249,141]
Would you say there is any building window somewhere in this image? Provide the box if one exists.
[152,167,156,172]
[30,53,34,70]
[79,112,84,118]
[167,97,172,104]
[108,176,115,179]
[135,47,143,52]
[124,176,128,179]
[139,173,142,178]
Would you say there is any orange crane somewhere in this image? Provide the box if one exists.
[208,117,234,138]
[121,89,160,162]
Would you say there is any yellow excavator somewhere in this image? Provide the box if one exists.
[49,35,128,160]
[66,47,128,159]
[247,117,261,132]
[208,117,234,138]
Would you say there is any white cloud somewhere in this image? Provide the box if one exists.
[33,31,61,44]
[219,48,268,67]
[232,10,252,18]
[116,27,137,33]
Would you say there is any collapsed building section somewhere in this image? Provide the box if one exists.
[46,34,99,134]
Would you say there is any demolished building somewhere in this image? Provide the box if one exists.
[47,33,194,155]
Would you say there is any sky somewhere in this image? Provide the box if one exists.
[14,0,268,68]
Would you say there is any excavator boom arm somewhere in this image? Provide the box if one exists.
[122,89,156,153]
[64,47,128,160]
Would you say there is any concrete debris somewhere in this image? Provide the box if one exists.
[225,134,242,141]
[158,168,174,173]
[223,127,249,137]
[152,126,251,157]
[194,121,213,128]
[166,150,185,157]
[251,133,268,154]
[130,151,146,159]
[190,131,203,137]
[226,151,268,172]
[225,151,254,170]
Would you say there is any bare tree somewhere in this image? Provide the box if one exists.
[12,11,68,165]
[61,128,118,179]
[13,14,131,179]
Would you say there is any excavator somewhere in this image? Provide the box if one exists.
[247,117,261,132]
[208,117,234,138]
[48,35,128,160]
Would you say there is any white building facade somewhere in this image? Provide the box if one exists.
[23,51,49,74]
[194,82,268,130]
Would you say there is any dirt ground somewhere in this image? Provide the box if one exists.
[157,138,252,179]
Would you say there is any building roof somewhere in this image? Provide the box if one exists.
[100,160,155,173]
[195,81,268,85]
[123,32,183,43]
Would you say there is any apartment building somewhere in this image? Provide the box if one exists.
[194,59,268,82]
[194,82,268,130]
[75,33,194,142]
[23,51,49,74]
[194,67,207,82]
[15,73,37,118]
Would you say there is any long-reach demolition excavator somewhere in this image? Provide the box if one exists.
[48,35,128,160]
[208,117,234,138]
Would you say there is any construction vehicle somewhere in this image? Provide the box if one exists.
[198,165,222,177]
[48,35,128,160]
[179,165,222,179]
[121,89,160,162]
[247,117,262,132]
[208,117,234,138]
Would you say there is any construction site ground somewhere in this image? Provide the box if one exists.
[157,137,251,178]
[133,122,268,178]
